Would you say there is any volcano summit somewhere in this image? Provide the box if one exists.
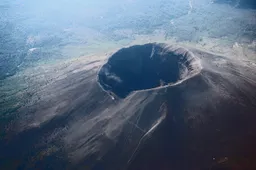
[98,43,201,98]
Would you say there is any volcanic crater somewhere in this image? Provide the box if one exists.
[98,43,201,98]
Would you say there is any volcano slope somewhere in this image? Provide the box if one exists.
[1,43,256,170]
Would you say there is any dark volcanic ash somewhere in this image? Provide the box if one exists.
[1,43,256,170]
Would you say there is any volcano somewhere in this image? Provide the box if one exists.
[1,43,256,170]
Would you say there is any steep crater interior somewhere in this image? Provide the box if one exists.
[98,43,201,98]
